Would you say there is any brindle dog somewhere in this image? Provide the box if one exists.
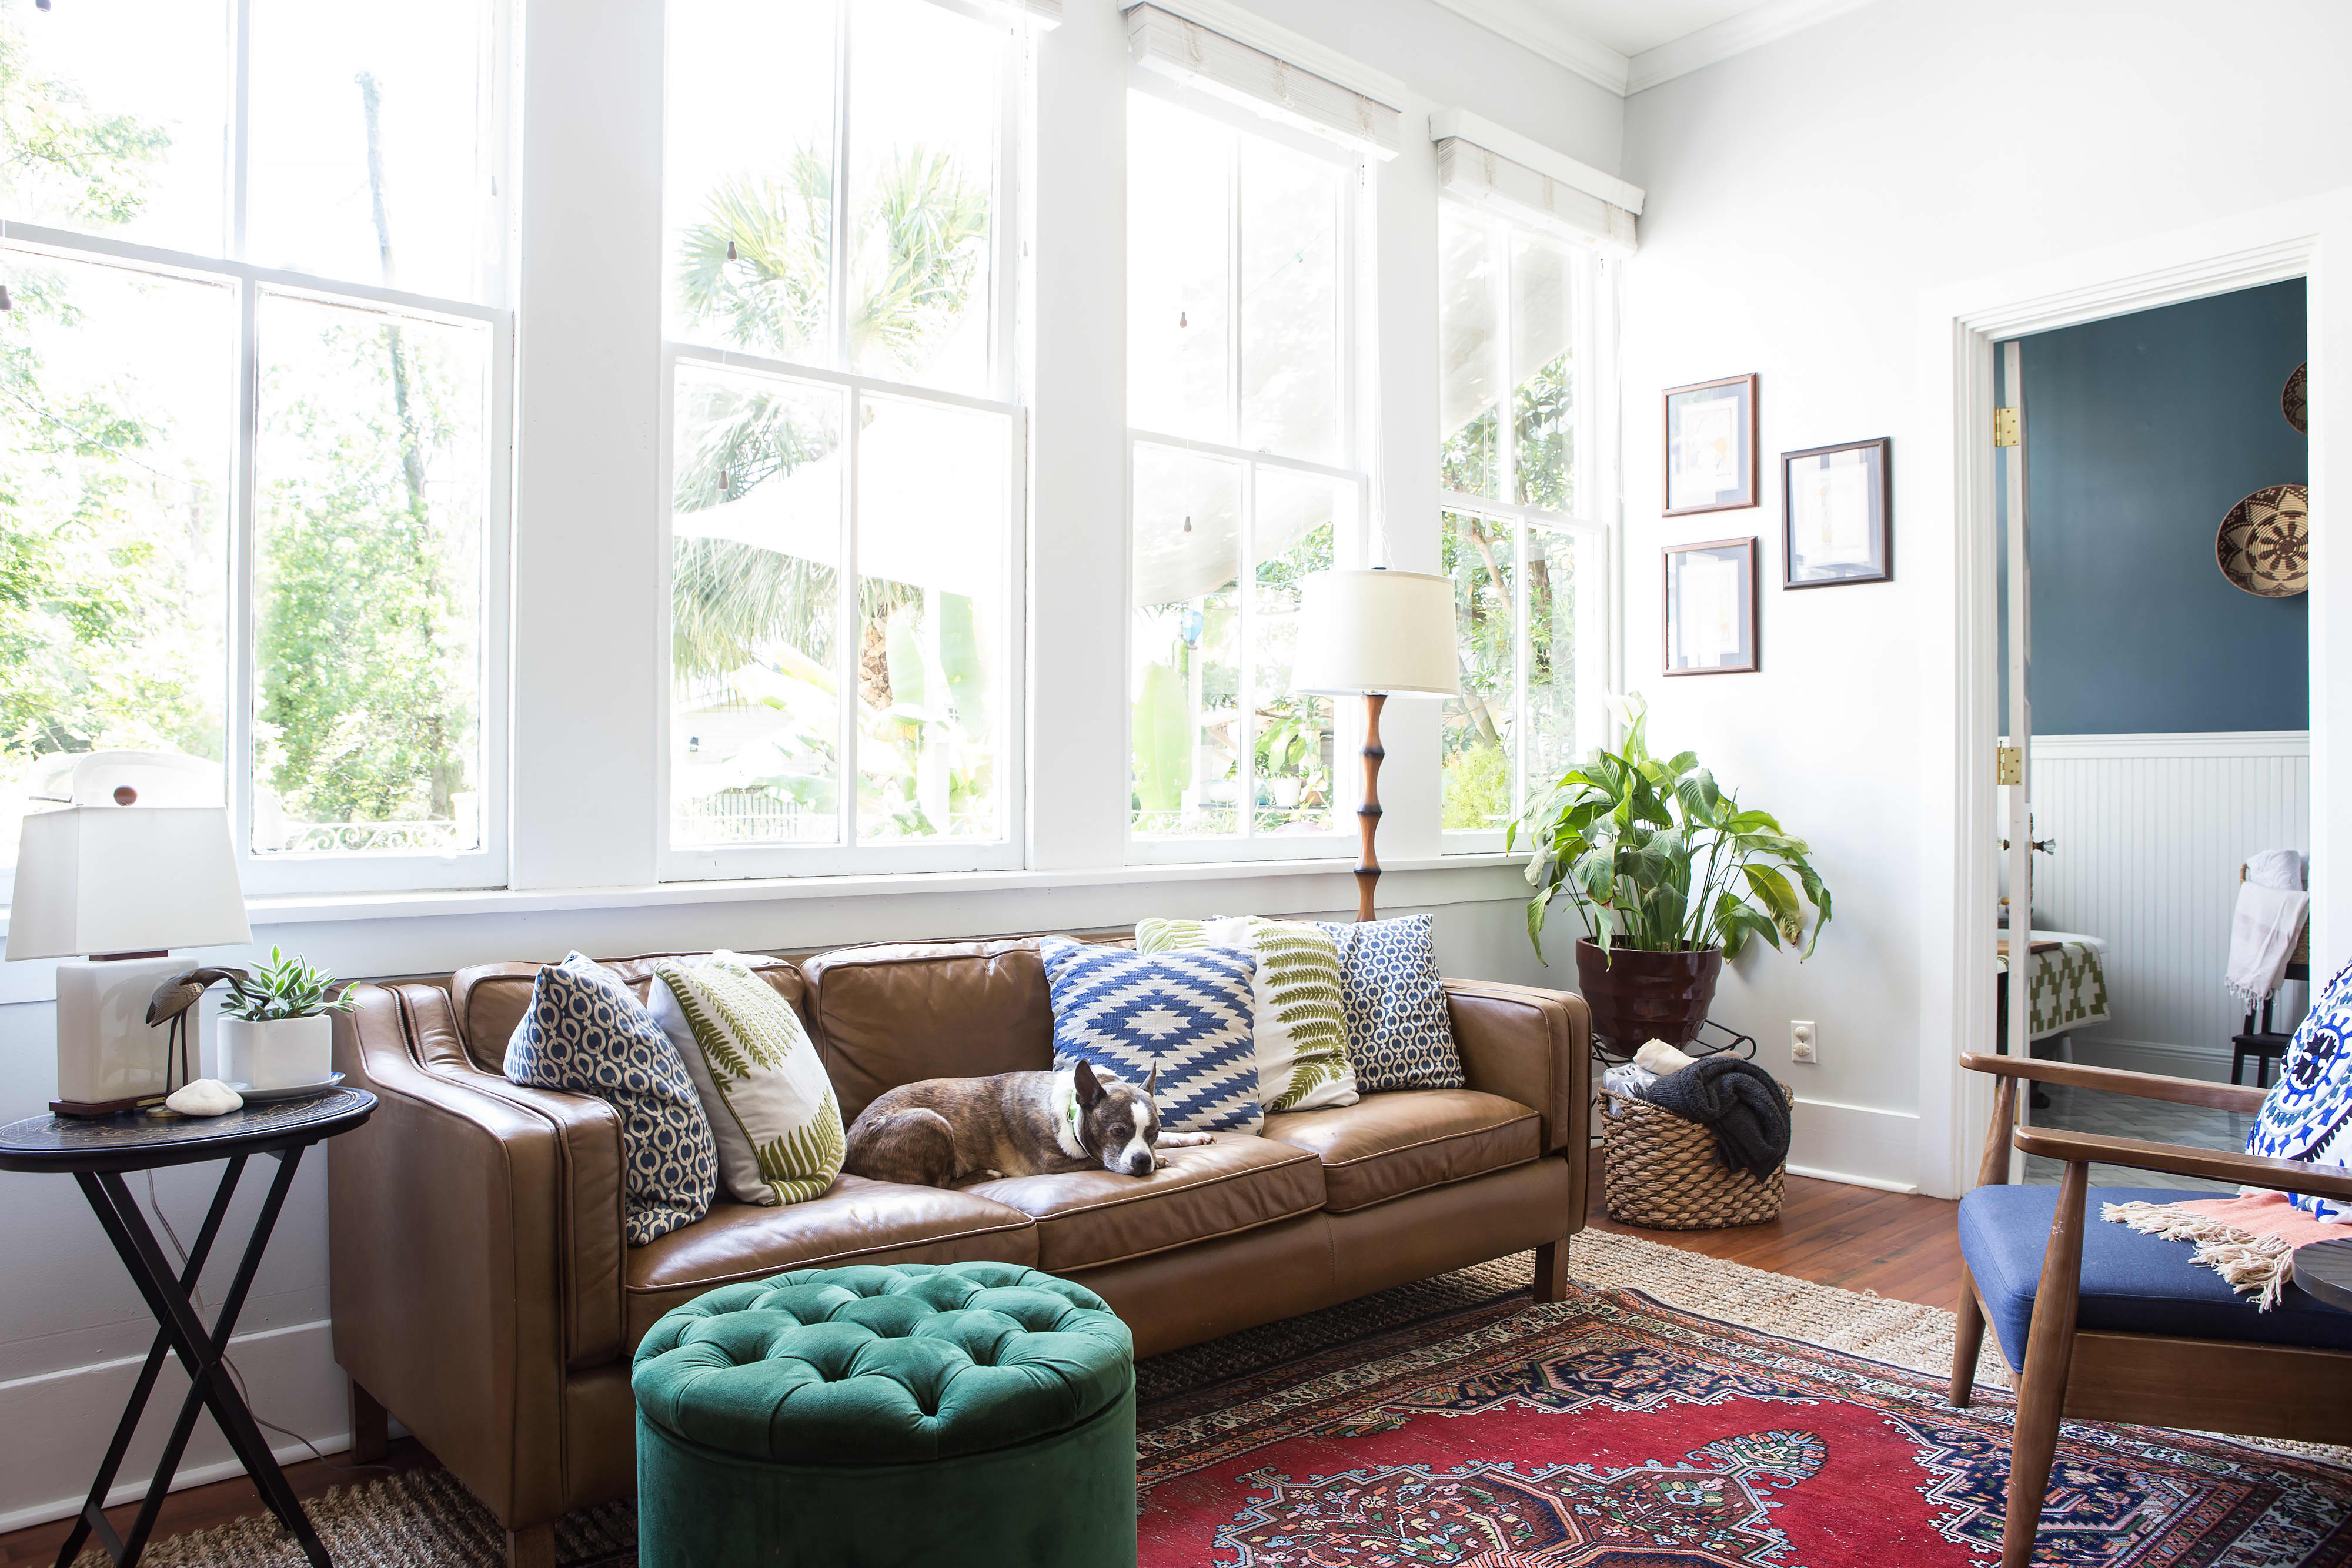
[843,1061,1210,1187]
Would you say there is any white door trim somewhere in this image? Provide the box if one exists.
[1912,188,2349,1199]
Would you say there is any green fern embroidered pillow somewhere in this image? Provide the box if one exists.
[1135,917,1358,1112]
[649,952,844,1206]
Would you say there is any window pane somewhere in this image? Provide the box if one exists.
[1132,444,1241,837]
[1238,137,1340,464]
[251,293,486,855]
[1523,524,1582,796]
[1441,510,1514,832]
[1511,232,1575,512]
[664,0,838,362]
[1438,208,1501,500]
[1127,94,1232,444]
[0,0,230,255]
[1251,469,1339,835]
[0,255,234,867]
[855,395,1008,842]
[246,0,492,301]
[669,364,846,848]
[846,0,998,395]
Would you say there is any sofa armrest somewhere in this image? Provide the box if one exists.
[1443,978,1589,1160]
[329,982,622,1532]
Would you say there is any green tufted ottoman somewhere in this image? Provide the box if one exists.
[630,1261,1137,1568]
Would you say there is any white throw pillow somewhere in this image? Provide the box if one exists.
[649,952,843,1206]
[1134,917,1359,1113]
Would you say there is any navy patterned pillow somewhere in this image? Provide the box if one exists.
[2246,959,2352,1218]
[1314,913,1464,1092]
[504,951,718,1246]
[1038,938,1261,1134]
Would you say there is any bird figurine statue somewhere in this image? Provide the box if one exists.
[147,967,252,1098]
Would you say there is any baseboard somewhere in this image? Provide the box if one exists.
[0,1318,349,1532]
[1789,1095,1922,1192]
[2070,1037,2234,1083]
[1785,1165,1920,1195]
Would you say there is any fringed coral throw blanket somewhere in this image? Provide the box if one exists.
[2105,1191,2345,1310]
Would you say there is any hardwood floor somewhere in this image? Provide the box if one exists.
[0,1174,1962,1566]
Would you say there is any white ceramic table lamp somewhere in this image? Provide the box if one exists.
[1291,568,1460,921]
[6,806,252,1115]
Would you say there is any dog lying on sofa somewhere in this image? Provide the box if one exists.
[844,1061,1211,1186]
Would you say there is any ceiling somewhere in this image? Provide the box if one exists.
[1533,0,1785,58]
[1429,0,1876,95]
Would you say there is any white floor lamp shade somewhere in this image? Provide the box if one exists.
[1288,570,1460,920]
[7,806,252,1114]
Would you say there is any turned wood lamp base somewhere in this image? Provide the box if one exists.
[1354,692,1385,922]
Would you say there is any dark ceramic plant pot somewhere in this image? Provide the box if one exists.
[1573,939,1724,1052]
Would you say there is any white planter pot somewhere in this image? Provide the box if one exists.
[217,1014,333,1091]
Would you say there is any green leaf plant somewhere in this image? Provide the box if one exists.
[1508,694,1832,968]
[215,947,359,1023]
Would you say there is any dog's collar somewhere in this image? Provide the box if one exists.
[1051,1071,1091,1160]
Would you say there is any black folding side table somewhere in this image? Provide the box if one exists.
[0,1088,376,1568]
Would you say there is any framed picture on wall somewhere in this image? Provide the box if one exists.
[1782,437,1892,587]
[1663,374,1759,515]
[1663,537,1759,676]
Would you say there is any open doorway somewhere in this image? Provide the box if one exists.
[1994,279,2310,1189]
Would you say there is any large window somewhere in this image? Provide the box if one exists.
[1126,92,1362,855]
[662,0,1025,876]
[0,0,507,892]
[1437,203,1606,841]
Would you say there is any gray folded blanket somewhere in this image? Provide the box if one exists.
[1638,1057,1791,1182]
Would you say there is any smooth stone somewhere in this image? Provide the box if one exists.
[165,1079,244,1117]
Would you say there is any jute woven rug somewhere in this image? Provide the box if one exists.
[72,1232,2326,1566]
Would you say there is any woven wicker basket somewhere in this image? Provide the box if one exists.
[1599,1082,1794,1231]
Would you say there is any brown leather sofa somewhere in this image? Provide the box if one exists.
[328,938,1589,1566]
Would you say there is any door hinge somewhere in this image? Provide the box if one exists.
[1993,408,2020,447]
[1996,745,2023,786]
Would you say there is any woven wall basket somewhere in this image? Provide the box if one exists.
[1599,1084,1793,1230]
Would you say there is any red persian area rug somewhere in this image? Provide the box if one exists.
[1135,1285,2352,1567]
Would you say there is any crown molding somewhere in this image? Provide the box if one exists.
[1424,0,1630,96]
[1625,0,1880,93]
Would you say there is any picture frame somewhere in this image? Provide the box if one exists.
[1782,437,1892,588]
[1663,537,1759,676]
[1663,373,1759,516]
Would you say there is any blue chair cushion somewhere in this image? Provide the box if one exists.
[1958,1183,2352,1368]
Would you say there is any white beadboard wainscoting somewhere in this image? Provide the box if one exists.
[2026,731,2310,1079]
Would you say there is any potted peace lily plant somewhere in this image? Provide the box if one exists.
[1509,696,1832,1052]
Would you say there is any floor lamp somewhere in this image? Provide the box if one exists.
[1291,568,1461,921]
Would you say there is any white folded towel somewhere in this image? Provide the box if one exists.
[2227,880,2309,1009]
[2247,848,2307,892]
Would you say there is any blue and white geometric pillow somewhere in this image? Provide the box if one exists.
[1037,938,1261,1134]
[1314,913,1465,1093]
[2245,958,2352,1220]
[504,951,719,1245]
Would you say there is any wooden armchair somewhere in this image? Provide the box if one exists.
[1953,1052,2352,1568]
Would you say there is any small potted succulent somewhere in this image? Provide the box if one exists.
[151,948,358,1092]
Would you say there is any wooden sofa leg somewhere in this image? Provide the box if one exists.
[349,1379,389,1465]
[2002,1160,2087,1568]
[1533,1239,1569,1302]
[507,1524,556,1568]
[1949,1265,1986,1408]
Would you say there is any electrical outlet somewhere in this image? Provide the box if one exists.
[1790,1020,1818,1064]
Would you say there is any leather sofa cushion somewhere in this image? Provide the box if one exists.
[623,1176,1038,1345]
[800,941,1054,1124]
[964,1134,1324,1272]
[1264,1089,1539,1212]
[452,954,807,1074]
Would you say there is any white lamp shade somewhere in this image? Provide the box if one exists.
[1289,569,1461,697]
[6,806,252,960]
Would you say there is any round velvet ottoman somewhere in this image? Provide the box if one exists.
[631,1261,1136,1568]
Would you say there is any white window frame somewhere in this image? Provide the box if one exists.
[0,0,516,900]
[656,0,1033,882]
[1438,204,1616,855]
[1122,79,1373,867]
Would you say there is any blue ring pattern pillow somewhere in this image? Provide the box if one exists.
[2246,958,2352,1218]
[1037,938,1261,1134]
[1314,913,1465,1092]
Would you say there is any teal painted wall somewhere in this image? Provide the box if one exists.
[1997,279,2307,735]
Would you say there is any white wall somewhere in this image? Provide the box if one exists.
[1618,0,2352,1192]
[0,0,1619,1531]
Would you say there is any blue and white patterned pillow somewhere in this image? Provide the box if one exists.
[505,952,719,1245]
[1314,913,1464,1092]
[2246,959,2352,1219]
[1038,939,1261,1134]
